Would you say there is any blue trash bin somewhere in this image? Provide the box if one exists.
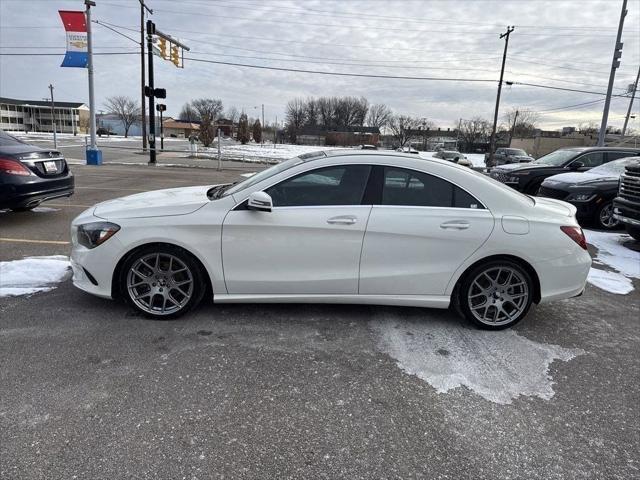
[86,148,102,166]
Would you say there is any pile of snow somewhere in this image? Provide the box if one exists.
[372,314,582,405]
[0,256,71,297]
[586,230,639,295]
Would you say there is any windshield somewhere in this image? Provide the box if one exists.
[222,151,327,197]
[589,157,639,176]
[505,149,526,156]
[533,149,580,166]
[0,129,24,146]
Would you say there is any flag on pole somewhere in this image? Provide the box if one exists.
[59,11,88,68]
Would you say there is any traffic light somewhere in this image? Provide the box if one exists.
[613,41,623,69]
[170,45,180,67]
[158,38,168,59]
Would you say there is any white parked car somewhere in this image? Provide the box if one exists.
[71,150,591,329]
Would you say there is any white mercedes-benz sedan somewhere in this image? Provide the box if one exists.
[70,150,591,329]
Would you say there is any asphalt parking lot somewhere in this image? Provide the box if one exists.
[1,162,639,479]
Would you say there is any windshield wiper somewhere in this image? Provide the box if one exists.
[207,181,238,200]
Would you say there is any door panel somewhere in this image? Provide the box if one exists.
[359,207,494,295]
[222,206,371,294]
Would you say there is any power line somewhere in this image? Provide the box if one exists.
[93,20,139,44]
[0,52,138,56]
[507,80,630,97]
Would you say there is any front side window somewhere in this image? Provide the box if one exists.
[575,151,604,168]
[382,167,483,209]
[266,165,371,207]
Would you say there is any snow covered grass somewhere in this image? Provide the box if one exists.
[372,314,582,405]
[196,142,344,163]
[0,256,71,297]
[586,230,639,295]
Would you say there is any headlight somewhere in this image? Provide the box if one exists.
[506,176,521,183]
[77,222,120,249]
[566,193,595,202]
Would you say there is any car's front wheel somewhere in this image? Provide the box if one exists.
[595,201,619,230]
[457,260,534,329]
[120,245,206,319]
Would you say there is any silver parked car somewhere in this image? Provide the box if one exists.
[487,148,534,165]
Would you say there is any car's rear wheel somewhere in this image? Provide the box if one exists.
[120,245,205,319]
[457,260,534,330]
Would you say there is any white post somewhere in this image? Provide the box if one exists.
[217,128,222,171]
[86,1,97,150]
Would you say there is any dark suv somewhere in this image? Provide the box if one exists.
[0,130,74,211]
[489,147,640,194]
[613,159,640,240]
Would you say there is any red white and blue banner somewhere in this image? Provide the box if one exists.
[59,11,88,68]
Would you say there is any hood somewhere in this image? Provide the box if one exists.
[533,196,576,217]
[93,185,211,219]
[495,162,550,172]
[543,171,617,186]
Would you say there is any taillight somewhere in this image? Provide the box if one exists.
[0,157,31,176]
[561,226,587,250]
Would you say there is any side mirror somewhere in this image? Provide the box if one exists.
[569,161,584,170]
[247,191,273,212]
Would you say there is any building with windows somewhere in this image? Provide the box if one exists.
[0,96,89,134]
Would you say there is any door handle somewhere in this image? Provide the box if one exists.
[327,215,357,225]
[440,220,470,230]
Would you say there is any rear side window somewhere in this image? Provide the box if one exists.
[382,167,484,209]
[607,151,637,162]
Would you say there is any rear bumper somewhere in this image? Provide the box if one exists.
[533,249,592,304]
[0,174,74,209]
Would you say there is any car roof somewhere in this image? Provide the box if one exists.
[559,146,640,152]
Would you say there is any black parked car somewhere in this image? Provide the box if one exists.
[538,157,638,229]
[0,130,74,211]
[489,147,640,194]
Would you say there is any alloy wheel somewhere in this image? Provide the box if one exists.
[598,203,618,229]
[126,253,194,316]
[467,266,529,326]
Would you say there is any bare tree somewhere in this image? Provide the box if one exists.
[252,119,262,143]
[225,106,240,124]
[578,121,598,135]
[104,95,140,138]
[285,98,307,143]
[457,117,491,155]
[178,103,199,122]
[191,98,223,147]
[304,98,319,127]
[388,115,421,148]
[504,108,539,140]
[366,104,393,129]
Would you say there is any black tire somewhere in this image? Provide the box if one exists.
[625,224,640,241]
[456,259,534,330]
[525,181,543,195]
[594,201,619,230]
[119,244,206,319]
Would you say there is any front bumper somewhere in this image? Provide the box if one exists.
[613,197,640,226]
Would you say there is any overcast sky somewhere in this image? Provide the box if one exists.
[1,0,639,130]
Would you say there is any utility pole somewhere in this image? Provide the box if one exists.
[139,0,152,152]
[598,0,627,146]
[261,103,265,146]
[48,84,57,149]
[146,20,156,164]
[156,103,166,149]
[85,1,101,164]
[487,26,514,168]
[508,109,519,147]
[622,65,639,137]
[217,128,222,171]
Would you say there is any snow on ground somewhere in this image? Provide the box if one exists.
[0,256,71,297]
[587,268,634,295]
[198,143,344,163]
[585,230,639,295]
[372,314,583,405]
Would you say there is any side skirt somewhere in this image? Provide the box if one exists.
[213,293,450,309]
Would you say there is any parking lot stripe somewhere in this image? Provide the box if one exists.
[75,186,146,191]
[0,237,70,245]
[47,203,93,208]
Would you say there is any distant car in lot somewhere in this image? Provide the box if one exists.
[432,150,473,168]
[359,144,378,150]
[0,129,74,211]
[539,157,638,230]
[396,146,420,154]
[489,147,640,194]
[613,158,640,241]
[71,150,591,330]
[486,148,534,166]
